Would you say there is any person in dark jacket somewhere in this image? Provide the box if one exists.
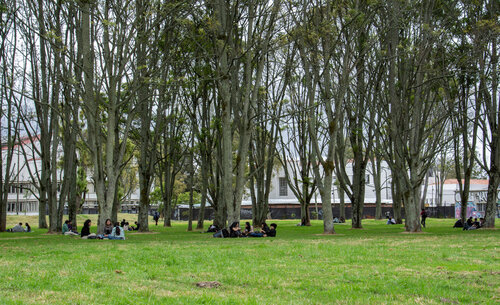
[267,223,277,237]
[206,223,219,233]
[463,217,474,230]
[242,222,253,236]
[153,211,160,226]
[420,209,428,228]
[453,219,463,228]
[81,219,96,238]
[229,222,242,238]
[249,222,271,237]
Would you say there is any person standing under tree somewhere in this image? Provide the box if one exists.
[420,208,428,228]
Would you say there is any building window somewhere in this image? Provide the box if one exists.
[279,177,288,196]
[366,174,370,184]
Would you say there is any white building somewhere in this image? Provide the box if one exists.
[3,137,497,218]
[3,136,140,215]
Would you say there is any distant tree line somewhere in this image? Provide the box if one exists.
[0,0,497,233]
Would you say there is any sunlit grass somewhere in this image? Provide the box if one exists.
[0,216,498,304]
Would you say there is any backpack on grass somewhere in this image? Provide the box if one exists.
[213,229,229,238]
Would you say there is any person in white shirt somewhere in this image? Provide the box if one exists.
[108,222,125,240]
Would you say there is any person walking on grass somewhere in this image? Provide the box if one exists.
[153,211,160,226]
[420,208,428,228]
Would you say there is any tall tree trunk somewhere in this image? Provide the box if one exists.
[391,173,403,224]
[372,158,382,219]
[339,189,345,221]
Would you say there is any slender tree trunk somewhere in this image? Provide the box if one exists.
[373,158,382,219]
[391,173,403,224]
[339,190,345,221]
[485,174,499,228]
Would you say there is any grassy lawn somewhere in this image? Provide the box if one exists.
[0,216,498,305]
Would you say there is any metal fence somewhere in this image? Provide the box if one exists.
[171,205,456,221]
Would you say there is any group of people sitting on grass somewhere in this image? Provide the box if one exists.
[453,217,484,230]
[120,219,140,231]
[61,218,141,239]
[79,219,126,240]
[6,222,31,232]
[212,221,277,238]
[62,220,79,235]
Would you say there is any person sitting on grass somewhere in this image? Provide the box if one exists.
[131,221,140,231]
[108,222,125,240]
[242,222,253,236]
[9,222,25,232]
[24,223,31,232]
[463,217,474,230]
[206,223,219,233]
[453,219,463,228]
[267,223,277,237]
[229,222,242,238]
[62,220,78,235]
[67,220,78,234]
[120,219,126,227]
[81,219,97,239]
[62,220,70,234]
[472,218,480,228]
[249,222,270,237]
[386,216,396,225]
[103,219,113,236]
[249,222,276,237]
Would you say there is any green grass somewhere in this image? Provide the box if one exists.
[0,217,499,304]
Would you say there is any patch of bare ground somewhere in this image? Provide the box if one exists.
[196,281,221,288]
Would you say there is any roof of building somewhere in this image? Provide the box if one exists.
[443,179,489,185]
[1,135,40,150]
